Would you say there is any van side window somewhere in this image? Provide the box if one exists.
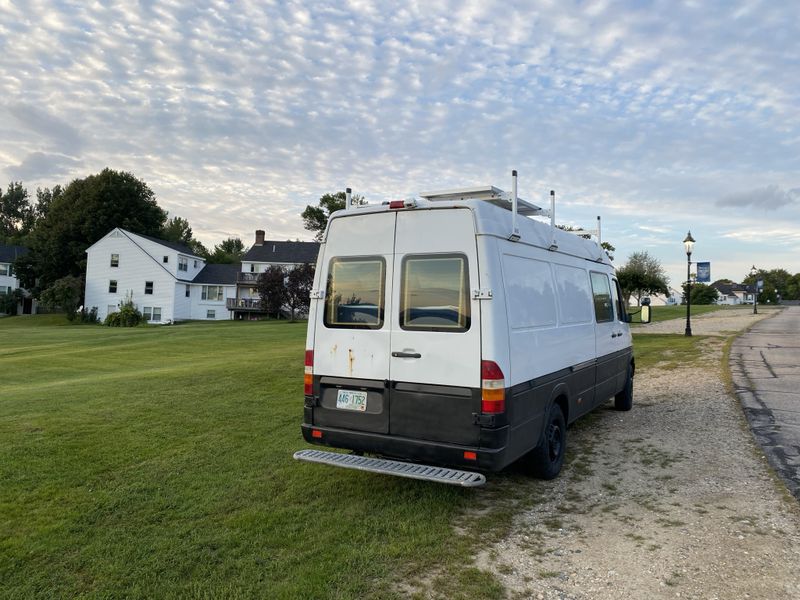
[590,272,614,323]
[324,257,385,329]
[400,254,470,332]
[611,278,626,322]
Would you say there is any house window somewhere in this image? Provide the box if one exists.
[0,264,11,276]
[152,307,162,321]
[201,285,224,301]
[178,257,188,272]
[185,284,190,298]
[145,281,154,295]
[142,306,152,320]
[194,260,199,268]
[163,256,169,263]
[110,254,119,267]
[250,264,255,273]
[109,280,118,293]
[0,286,8,296]
[206,309,215,319]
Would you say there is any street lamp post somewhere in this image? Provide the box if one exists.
[684,231,695,337]
[750,265,758,315]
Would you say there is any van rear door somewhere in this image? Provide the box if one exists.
[312,212,395,434]
[388,208,482,445]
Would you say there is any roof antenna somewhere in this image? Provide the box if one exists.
[549,190,558,251]
[508,170,520,241]
[345,187,352,211]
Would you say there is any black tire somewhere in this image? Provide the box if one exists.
[615,364,634,411]
[524,403,567,480]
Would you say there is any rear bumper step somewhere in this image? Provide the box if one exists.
[293,449,486,487]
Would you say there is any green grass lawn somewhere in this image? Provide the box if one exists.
[0,317,508,600]
[628,303,731,324]
[0,313,735,599]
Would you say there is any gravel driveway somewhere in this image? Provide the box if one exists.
[477,307,800,599]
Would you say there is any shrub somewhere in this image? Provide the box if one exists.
[104,299,142,327]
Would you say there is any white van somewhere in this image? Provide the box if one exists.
[295,175,645,486]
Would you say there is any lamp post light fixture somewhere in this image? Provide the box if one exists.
[750,265,758,314]
[683,231,695,337]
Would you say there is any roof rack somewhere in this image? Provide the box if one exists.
[419,185,548,217]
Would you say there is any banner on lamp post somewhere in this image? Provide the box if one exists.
[696,262,711,283]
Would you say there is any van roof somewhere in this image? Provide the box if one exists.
[327,198,612,267]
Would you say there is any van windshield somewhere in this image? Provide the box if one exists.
[325,257,385,328]
[400,254,470,332]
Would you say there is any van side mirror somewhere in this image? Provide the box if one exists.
[640,305,651,324]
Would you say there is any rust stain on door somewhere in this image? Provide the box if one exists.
[348,348,355,376]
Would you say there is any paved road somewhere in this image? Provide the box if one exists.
[731,306,800,500]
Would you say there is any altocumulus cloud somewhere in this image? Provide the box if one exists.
[716,185,800,211]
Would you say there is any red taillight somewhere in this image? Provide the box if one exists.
[481,360,505,414]
[464,451,477,461]
[304,349,314,395]
[311,429,322,439]
[389,200,405,209]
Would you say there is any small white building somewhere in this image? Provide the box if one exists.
[711,282,754,305]
[85,228,235,322]
[0,244,36,315]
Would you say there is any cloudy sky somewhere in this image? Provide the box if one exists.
[1,0,799,288]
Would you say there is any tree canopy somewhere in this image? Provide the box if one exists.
[257,265,288,317]
[25,168,167,293]
[208,237,248,264]
[616,250,670,306]
[683,282,719,305]
[302,191,365,241]
[160,215,207,257]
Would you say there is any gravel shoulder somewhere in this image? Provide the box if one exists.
[476,307,800,599]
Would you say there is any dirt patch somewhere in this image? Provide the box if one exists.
[473,308,800,599]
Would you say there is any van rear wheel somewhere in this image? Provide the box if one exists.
[615,365,634,411]
[523,403,566,480]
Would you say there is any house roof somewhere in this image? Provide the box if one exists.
[243,240,319,264]
[193,263,240,285]
[0,244,28,263]
[711,282,751,296]
[132,232,201,257]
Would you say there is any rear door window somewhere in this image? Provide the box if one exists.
[590,271,614,323]
[400,254,470,332]
[324,257,385,329]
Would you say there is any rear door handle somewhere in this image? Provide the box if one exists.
[392,351,422,359]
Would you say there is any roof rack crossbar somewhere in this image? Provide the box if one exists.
[419,185,549,217]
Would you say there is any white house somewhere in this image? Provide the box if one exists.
[85,228,320,322]
[711,282,755,305]
[85,228,236,322]
[0,244,37,315]
[228,230,320,320]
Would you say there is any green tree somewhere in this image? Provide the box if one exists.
[160,215,207,256]
[302,191,365,241]
[286,263,314,321]
[26,168,166,295]
[39,275,83,320]
[257,265,287,317]
[34,185,61,224]
[616,251,670,306]
[683,282,719,305]
[0,288,25,315]
[208,237,247,264]
[0,182,34,243]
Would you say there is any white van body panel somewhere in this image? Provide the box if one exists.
[313,212,395,381]
[390,208,480,388]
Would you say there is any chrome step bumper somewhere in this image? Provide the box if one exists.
[293,449,486,487]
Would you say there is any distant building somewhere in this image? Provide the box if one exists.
[230,230,320,320]
[0,244,36,315]
[710,281,755,305]
[84,228,319,322]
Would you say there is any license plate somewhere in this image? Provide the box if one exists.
[336,389,368,412]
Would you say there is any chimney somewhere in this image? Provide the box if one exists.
[255,230,265,246]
